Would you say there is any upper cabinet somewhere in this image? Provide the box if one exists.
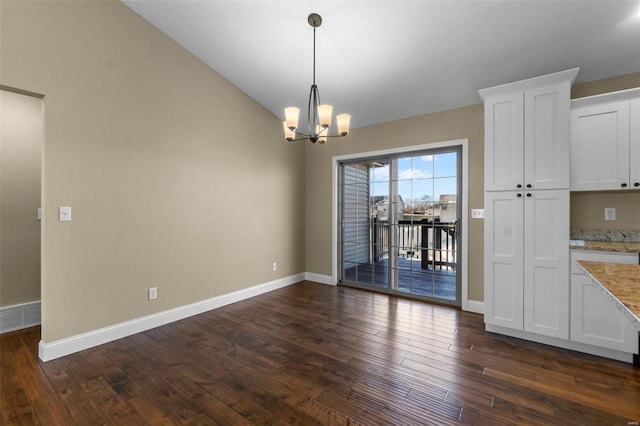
[570,88,640,191]
[480,68,578,192]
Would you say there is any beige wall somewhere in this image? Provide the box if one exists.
[571,192,640,231]
[305,72,640,304]
[305,105,486,301]
[1,90,43,307]
[1,1,305,342]
[571,72,640,99]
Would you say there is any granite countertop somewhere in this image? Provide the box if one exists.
[570,240,640,253]
[577,260,640,328]
[570,229,640,253]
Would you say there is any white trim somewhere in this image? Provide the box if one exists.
[0,301,41,334]
[478,68,579,100]
[465,300,484,315]
[459,140,470,311]
[571,87,640,107]
[305,272,335,285]
[486,324,635,363]
[332,139,470,309]
[38,273,304,362]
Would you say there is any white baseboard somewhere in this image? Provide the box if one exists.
[304,272,335,285]
[0,301,41,334]
[39,273,305,362]
[465,299,484,315]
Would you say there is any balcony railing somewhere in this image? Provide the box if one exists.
[372,219,457,271]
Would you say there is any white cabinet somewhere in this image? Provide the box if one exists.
[484,191,524,330]
[570,250,638,353]
[570,88,640,191]
[485,190,569,338]
[481,69,577,340]
[483,92,524,192]
[482,75,573,192]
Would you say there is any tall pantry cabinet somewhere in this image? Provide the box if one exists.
[479,69,579,339]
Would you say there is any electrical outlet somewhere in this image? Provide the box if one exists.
[471,209,485,219]
[148,287,157,300]
[605,208,616,221]
[272,262,278,272]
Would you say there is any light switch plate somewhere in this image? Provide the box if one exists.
[471,209,485,219]
[37,208,42,221]
[59,206,72,222]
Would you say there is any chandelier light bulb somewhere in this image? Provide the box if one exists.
[337,114,351,136]
[316,125,328,144]
[284,107,300,131]
[318,104,333,128]
[283,121,295,140]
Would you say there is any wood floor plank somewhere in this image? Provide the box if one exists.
[2,281,639,425]
[485,366,640,420]
[63,397,110,426]
[30,393,76,425]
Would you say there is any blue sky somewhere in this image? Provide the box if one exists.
[370,152,457,203]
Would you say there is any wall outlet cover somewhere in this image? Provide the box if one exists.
[604,208,616,221]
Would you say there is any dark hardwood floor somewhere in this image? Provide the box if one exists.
[2,281,639,425]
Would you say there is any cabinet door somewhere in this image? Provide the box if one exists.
[485,92,524,191]
[484,191,524,329]
[524,83,570,190]
[630,97,640,189]
[523,190,569,339]
[570,273,637,352]
[570,100,630,190]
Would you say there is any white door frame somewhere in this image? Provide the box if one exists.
[332,139,471,311]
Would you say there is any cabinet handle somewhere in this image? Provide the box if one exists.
[634,182,640,187]
[516,184,522,189]
[526,184,532,188]
[621,183,628,188]
[517,193,522,198]
[526,193,532,197]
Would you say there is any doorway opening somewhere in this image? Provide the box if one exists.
[0,86,44,333]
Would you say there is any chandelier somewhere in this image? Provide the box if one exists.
[283,13,351,144]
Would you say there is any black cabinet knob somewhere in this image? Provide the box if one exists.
[621,183,628,188]
[526,193,532,197]
[526,184,532,188]
[516,184,522,189]
[517,193,522,198]
[634,182,640,187]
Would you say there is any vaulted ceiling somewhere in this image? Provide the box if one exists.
[123,1,640,129]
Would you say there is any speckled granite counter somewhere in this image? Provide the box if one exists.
[571,229,640,243]
[571,241,640,253]
[577,261,640,328]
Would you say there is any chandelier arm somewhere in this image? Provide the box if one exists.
[287,133,347,143]
[291,129,311,138]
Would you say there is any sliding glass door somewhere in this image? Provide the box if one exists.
[339,147,461,305]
